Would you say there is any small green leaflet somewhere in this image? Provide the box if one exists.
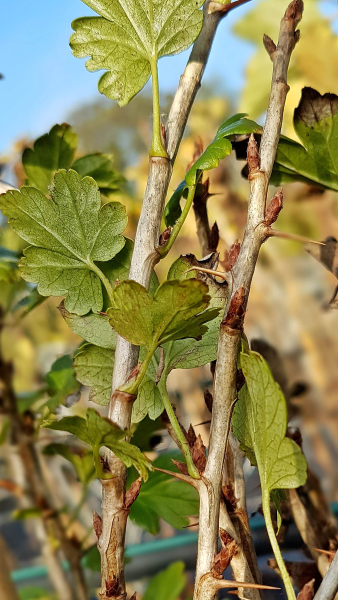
[133,255,227,423]
[185,113,261,186]
[44,408,152,480]
[164,114,261,227]
[22,124,123,197]
[143,562,186,600]
[22,124,78,195]
[0,170,127,315]
[107,278,219,348]
[70,0,204,106]
[128,453,199,534]
[232,348,307,492]
[43,442,95,486]
[73,344,114,406]
[72,153,125,197]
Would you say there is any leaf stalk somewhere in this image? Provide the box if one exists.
[150,59,169,159]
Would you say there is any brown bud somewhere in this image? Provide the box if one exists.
[285,0,304,25]
[191,434,207,474]
[297,579,315,600]
[93,511,103,540]
[264,189,283,226]
[130,594,137,600]
[227,240,241,271]
[247,134,260,174]
[172,459,189,476]
[125,478,142,509]
[211,531,238,577]
[263,34,276,60]
[186,424,197,447]
[223,287,246,330]
[159,226,171,247]
[204,389,213,413]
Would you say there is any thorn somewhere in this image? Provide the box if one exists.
[153,467,199,488]
[263,34,276,60]
[185,266,229,281]
[194,420,212,426]
[183,522,199,528]
[217,580,280,591]
[313,548,336,557]
[268,229,325,246]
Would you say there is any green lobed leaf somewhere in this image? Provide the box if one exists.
[232,348,307,493]
[70,0,204,106]
[72,153,124,196]
[73,344,114,406]
[185,113,261,186]
[134,255,227,422]
[59,301,116,349]
[143,562,186,600]
[44,408,151,479]
[22,124,78,195]
[128,453,199,533]
[0,169,127,315]
[43,442,95,486]
[107,278,217,348]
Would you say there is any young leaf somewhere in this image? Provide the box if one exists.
[22,124,78,195]
[70,0,204,107]
[128,453,199,533]
[0,170,127,315]
[107,278,218,348]
[143,562,186,600]
[163,181,190,228]
[43,442,95,486]
[72,153,124,196]
[44,408,151,480]
[59,302,116,349]
[133,255,227,422]
[185,113,261,186]
[232,348,307,492]
[73,344,114,406]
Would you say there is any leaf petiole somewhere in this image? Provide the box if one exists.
[262,489,296,600]
[158,184,198,258]
[157,367,200,480]
[88,261,115,306]
[120,344,158,396]
[150,59,169,159]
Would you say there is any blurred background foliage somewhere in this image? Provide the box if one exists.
[1,0,338,598]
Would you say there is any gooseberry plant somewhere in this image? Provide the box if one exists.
[2,1,338,600]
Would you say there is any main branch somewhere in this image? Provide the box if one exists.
[193,2,304,599]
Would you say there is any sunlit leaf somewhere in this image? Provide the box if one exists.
[0,170,127,315]
[185,113,260,186]
[59,302,116,349]
[107,278,218,348]
[22,124,78,195]
[70,0,204,105]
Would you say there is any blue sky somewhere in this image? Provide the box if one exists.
[1,1,336,158]
[0,1,254,156]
